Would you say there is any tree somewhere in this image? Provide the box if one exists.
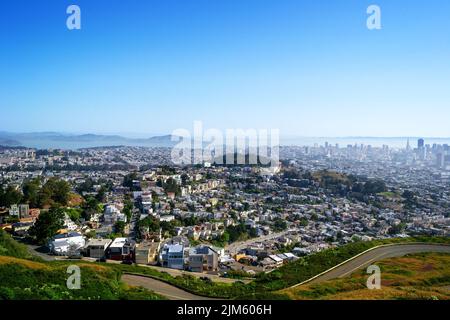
[388,223,406,235]
[181,173,189,185]
[85,230,96,239]
[82,196,101,221]
[122,172,140,191]
[22,178,41,207]
[402,190,418,209]
[226,224,257,243]
[38,178,71,208]
[51,179,71,206]
[76,178,95,194]
[160,221,175,236]
[65,208,82,222]
[273,218,287,232]
[123,199,133,222]
[95,186,107,203]
[163,178,181,196]
[298,217,308,227]
[0,185,22,208]
[160,165,176,175]
[363,180,387,194]
[221,231,230,243]
[114,221,126,235]
[402,190,415,200]
[139,216,160,233]
[29,208,65,245]
[212,231,230,248]
[181,215,203,227]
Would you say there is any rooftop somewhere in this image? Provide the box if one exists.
[167,244,183,253]
[86,238,112,247]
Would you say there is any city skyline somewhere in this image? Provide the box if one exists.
[4,129,450,139]
[2,129,450,150]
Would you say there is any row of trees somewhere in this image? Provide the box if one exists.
[0,177,71,209]
[283,168,388,196]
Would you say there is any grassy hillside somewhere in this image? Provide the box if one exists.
[0,230,164,300]
[0,229,35,260]
[115,236,450,299]
[238,236,450,298]
[1,228,448,300]
[282,252,450,300]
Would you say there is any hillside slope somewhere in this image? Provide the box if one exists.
[1,229,449,300]
[282,252,450,300]
[0,230,164,300]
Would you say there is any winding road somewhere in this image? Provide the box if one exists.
[122,274,218,300]
[293,243,450,287]
[123,243,450,299]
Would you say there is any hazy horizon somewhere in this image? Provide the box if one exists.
[3,130,450,139]
[2,130,450,150]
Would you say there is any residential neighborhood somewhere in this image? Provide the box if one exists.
[0,140,449,279]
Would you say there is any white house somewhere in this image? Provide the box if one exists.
[49,232,85,256]
[160,215,175,222]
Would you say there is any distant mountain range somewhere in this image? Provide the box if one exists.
[0,132,179,149]
[1,131,449,150]
[0,138,22,146]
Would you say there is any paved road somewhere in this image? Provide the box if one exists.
[306,244,450,285]
[24,243,56,261]
[135,263,250,284]
[127,207,140,240]
[122,274,219,300]
[125,244,450,299]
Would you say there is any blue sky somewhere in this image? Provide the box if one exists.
[1,0,449,137]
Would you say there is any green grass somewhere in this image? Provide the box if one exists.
[282,252,450,300]
[112,236,450,300]
[253,236,448,299]
[0,230,165,300]
[0,258,165,300]
[1,228,448,300]
[377,191,401,198]
[0,230,35,260]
